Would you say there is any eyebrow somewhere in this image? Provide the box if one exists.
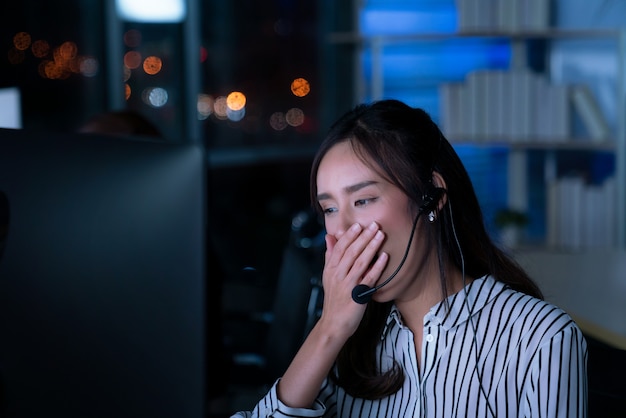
[317,180,378,202]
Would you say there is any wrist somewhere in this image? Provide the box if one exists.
[314,314,355,346]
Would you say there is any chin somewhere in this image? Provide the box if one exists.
[370,289,393,304]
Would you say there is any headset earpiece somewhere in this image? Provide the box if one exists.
[419,186,445,214]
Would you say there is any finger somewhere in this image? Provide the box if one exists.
[325,223,363,269]
[324,234,337,259]
[347,229,385,280]
[359,251,389,288]
[338,222,381,266]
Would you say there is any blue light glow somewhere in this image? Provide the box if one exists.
[359,0,511,235]
[116,0,186,23]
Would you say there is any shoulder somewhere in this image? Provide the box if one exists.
[487,281,584,348]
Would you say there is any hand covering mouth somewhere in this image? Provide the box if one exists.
[362,254,379,279]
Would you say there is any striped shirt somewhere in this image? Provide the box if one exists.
[233,275,588,417]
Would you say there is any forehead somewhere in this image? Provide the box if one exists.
[316,142,381,188]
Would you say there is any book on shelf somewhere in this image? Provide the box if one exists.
[550,83,571,141]
[570,84,611,142]
[482,69,502,139]
[457,0,497,32]
[457,0,550,33]
[546,175,616,250]
[439,82,463,140]
[518,0,550,31]
[533,76,570,141]
[496,0,519,32]
[491,70,508,138]
[509,69,534,141]
[439,68,572,142]
[464,71,481,140]
[466,70,497,140]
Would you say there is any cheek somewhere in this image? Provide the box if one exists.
[380,207,412,230]
[379,212,416,248]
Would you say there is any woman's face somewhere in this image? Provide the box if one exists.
[316,141,429,301]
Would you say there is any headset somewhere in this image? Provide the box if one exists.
[349,182,496,417]
[448,198,496,417]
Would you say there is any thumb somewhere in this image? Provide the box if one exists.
[324,233,337,256]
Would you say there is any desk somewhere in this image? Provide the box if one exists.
[515,249,626,350]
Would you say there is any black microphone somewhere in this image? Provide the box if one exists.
[351,187,445,304]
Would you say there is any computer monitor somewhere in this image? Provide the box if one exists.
[0,128,206,417]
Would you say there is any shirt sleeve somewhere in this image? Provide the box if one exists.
[523,322,588,417]
[230,378,334,418]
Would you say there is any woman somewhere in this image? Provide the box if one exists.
[233,100,587,417]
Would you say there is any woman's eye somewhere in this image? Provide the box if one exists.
[355,197,376,207]
[322,207,337,215]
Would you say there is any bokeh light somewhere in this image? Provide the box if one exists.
[13,32,31,51]
[123,65,132,81]
[37,61,48,78]
[143,56,162,75]
[52,46,63,64]
[286,107,304,127]
[227,107,246,122]
[59,41,78,60]
[142,87,168,107]
[31,40,50,58]
[226,91,246,111]
[125,83,131,100]
[8,31,101,80]
[79,56,99,77]
[50,46,74,80]
[197,94,214,120]
[45,60,65,79]
[213,96,228,119]
[290,77,310,97]
[124,51,142,69]
[269,112,287,131]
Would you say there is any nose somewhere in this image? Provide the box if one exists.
[325,210,357,238]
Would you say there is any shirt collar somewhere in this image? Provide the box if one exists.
[382,305,402,340]
[382,275,507,338]
[428,275,507,330]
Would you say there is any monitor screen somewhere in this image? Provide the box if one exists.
[0,128,206,417]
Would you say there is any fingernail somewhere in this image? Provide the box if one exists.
[374,230,383,240]
[368,221,378,231]
[351,223,361,232]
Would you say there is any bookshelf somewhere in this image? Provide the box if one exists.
[328,28,626,250]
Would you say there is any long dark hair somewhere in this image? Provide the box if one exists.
[309,99,543,399]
